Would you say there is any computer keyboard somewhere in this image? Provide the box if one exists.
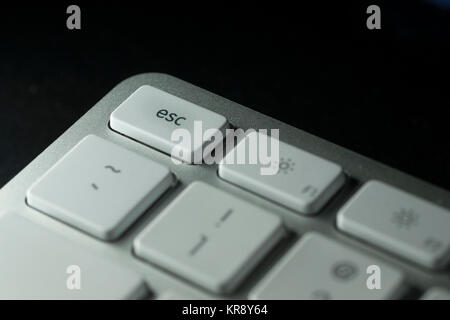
[0,73,449,299]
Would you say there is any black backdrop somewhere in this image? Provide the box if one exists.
[1,1,449,190]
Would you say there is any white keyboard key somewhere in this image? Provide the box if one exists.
[110,85,228,163]
[0,213,148,299]
[219,131,345,214]
[250,232,405,300]
[421,287,450,300]
[337,180,450,269]
[27,135,173,240]
[133,181,285,294]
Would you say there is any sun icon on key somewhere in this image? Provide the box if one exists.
[278,158,295,174]
[391,208,419,229]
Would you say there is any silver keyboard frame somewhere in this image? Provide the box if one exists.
[0,73,449,299]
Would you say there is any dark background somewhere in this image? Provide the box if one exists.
[0,1,449,190]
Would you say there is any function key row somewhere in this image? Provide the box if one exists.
[111,85,347,215]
